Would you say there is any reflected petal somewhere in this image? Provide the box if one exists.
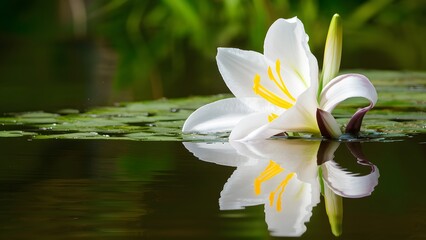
[317,141,340,165]
[183,142,249,167]
[184,136,380,237]
[220,161,272,210]
[321,142,380,198]
[231,139,320,185]
[264,174,315,237]
[321,160,379,198]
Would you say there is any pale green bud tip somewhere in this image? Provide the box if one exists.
[320,13,343,88]
[324,184,343,237]
[330,14,342,31]
[330,216,343,237]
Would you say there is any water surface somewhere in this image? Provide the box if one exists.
[0,135,424,239]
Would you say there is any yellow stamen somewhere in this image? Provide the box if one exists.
[253,75,293,109]
[275,60,296,102]
[268,113,278,122]
[269,172,295,212]
[254,160,283,195]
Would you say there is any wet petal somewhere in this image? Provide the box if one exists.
[263,17,319,92]
[182,98,277,133]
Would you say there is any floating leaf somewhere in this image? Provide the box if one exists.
[0,131,37,137]
[0,72,424,141]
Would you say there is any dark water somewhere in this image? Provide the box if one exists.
[0,135,425,239]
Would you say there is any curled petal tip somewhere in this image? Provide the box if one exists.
[345,103,374,135]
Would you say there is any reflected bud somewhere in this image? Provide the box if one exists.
[323,184,343,237]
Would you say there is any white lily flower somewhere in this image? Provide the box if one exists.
[183,139,379,237]
[183,15,377,140]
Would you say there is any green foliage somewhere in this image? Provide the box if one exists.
[0,0,425,101]
[86,0,426,98]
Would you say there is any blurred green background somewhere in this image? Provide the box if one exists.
[0,0,425,112]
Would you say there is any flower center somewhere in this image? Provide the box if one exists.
[254,160,296,212]
[253,59,296,109]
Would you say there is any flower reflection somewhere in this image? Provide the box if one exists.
[183,139,379,237]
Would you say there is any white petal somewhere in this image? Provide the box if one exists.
[182,142,249,167]
[263,17,319,92]
[320,74,378,112]
[267,87,320,135]
[217,48,272,98]
[229,112,284,141]
[182,98,277,133]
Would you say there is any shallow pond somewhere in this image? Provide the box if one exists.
[0,71,425,239]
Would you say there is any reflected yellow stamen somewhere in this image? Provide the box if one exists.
[254,160,283,195]
[253,75,293,109]
[269,172,295,212]
[268,113,278,122]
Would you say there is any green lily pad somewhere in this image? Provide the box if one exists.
[34,132,121,140]
[0,71,425,141]
[0,131,37,137]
